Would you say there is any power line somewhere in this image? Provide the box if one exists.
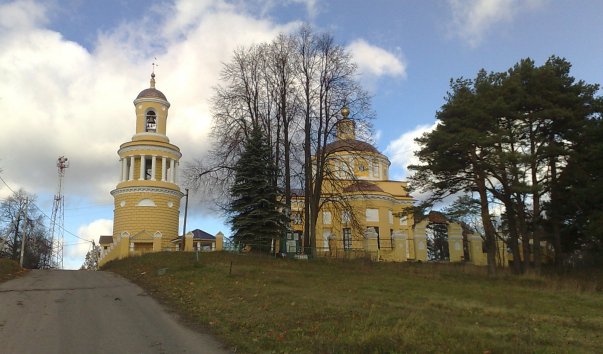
[64,202,113,211]
[0,172,93,244]
[63,241,91,247]
[0,173,17,194]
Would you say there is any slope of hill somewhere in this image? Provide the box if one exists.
[103,252,603,353]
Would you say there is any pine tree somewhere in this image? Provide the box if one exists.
[228,126,287,252]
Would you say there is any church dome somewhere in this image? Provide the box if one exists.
[324,139,381,155]
[135,72,168,101]
[136,88,167,101]
[326,106,381,156]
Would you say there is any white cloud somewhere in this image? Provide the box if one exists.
[161,0,235,39]
[347,39,407,84]
[447,0,545,47]
[76,218,113,242]
[385,122,437,180]
[0,0,296,205]
[0,0,48,30]
[288,0,319,18]
[62,218,113,269]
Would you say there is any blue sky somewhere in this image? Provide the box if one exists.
[1,0,602,269]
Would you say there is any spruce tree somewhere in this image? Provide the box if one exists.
[228,126,287,252]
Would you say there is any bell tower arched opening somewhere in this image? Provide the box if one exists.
[145,110,157,132]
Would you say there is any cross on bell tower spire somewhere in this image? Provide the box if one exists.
[151,59,158,88]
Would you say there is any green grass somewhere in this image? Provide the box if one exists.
[103,252,603,353]
[0,258,23,283]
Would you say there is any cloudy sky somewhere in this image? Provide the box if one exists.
[1,0,602,269]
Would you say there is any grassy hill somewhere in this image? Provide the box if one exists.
[0,258,23,283]
[103,252,603,353]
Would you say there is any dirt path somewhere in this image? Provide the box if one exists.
[0,270,230,353]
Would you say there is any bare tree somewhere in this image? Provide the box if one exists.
[186,44,274,210]
[0,190,52,268]
[185,25,373,256]
[295,26,373,255]
[82,242,101,270]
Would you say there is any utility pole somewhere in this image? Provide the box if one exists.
[49,156,69,269]
[19,197,28,268]
[181,188,189,251]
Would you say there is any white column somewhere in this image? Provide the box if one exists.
[169,159,176,183]
[174,161,179,183]
[121,158,127,181]
[129,156,135,181]
[140,155,146,180]
[151,156,157,181]
[161,157,167,181]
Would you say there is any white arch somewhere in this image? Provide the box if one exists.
[137,198,156,207]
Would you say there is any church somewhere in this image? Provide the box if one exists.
[288,107,488,265]
[98,74,486,267]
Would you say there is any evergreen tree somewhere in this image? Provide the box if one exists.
[426,223,450,261]
[228,126,287,252]
[411,56,601,272]
[553,116,603,265]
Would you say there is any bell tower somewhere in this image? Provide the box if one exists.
[110,73,183,254]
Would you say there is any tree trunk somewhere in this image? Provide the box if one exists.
[503,201,523,274]
[303,85,313,256]
[476,172,497,276]
[530,131,542,273]
[516,203,531,272]
[549,152,563,265]
[11,214,22,260]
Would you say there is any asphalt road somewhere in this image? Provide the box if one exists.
[0,270,231,353]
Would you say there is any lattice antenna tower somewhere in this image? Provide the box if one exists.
[49,156,69,269]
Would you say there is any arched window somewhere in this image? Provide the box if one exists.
[146,110,157,132]
[372,159,380,178]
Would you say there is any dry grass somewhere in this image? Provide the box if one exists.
[0,258,23,283]
[103,252,603,354]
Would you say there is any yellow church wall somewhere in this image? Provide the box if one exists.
[112,190,181,249]
[353,157,370,177]
[98,233,131,267]
[376,181,411,197]
[312,193,414,262]
[290,188,448,264]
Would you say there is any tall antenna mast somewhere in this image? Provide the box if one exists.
[49,156,69,269]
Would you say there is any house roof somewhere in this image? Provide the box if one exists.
[191,229,216,240]
[98,235,113,245]
[172,229,216,242]
[427,211,449,224]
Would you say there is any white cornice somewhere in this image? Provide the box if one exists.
[323,193,413,205]
[111,186,184,198]
[133,97,171,108]
[118,144,182,158]
[327,152,390,165]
